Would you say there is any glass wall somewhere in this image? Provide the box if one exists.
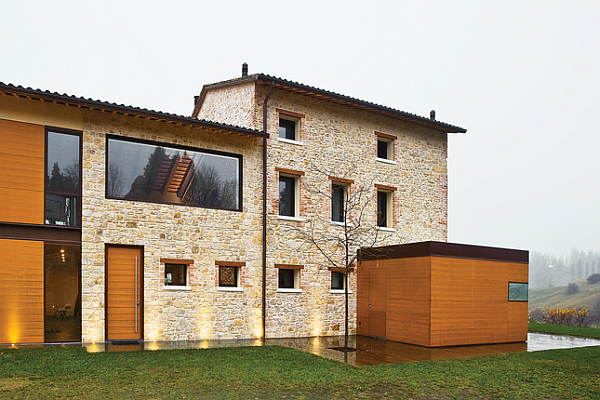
[45,131,81,226]
[106,137,242,211]
[44,244,81,342]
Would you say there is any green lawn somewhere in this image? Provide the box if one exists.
[1,339,600,399]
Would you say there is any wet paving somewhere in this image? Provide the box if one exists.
[75,333,600,367]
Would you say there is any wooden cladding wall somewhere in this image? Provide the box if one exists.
[430,257,528,346]
[0,119,45,224]
[358,251,528,347]
[0,239,44,344]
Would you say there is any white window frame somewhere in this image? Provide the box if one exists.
[162,259,192,291]
[278,171,301,219]
[217,262,245,292]
[376,189,394,230]
[276,265,303,293]
[278,115,301,143]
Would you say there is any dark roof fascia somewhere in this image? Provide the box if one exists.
[193,74,466,134]
[0,82,268,139]
[358,241,529,264]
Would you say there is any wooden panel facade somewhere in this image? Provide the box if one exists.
[0,239,44,344]
[106,246,143,341]
[0,119,45,224]
[357,242,529,347]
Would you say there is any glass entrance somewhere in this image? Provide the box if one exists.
[44,244,81,342]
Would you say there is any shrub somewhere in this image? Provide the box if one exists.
[541,307,590,327]
[587,273,600,285]
[567,282,579,295]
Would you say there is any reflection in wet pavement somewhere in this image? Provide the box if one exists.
[79,333,600,367]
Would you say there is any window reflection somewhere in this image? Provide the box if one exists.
[45,131,81,226]
[107,138,241,211]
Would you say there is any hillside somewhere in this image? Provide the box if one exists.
[529,278,600,310]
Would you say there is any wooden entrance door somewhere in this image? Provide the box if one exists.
[368,262,387,339]
[106,246,143,341]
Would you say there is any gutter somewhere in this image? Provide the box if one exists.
[261,82,275,340]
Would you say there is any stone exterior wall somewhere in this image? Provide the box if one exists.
[195,81,256,129]
[79,111,265,342]
[197,82,448,339]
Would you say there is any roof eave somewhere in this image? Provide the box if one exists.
[0,83,268,139]
[193,74,466,134]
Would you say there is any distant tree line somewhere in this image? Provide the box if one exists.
[529,248,600,289]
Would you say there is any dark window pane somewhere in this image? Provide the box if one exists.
[47,132,80,193]
[377,139,389,159]
[332,184,345,222]
[279,118,296,140]
[508,283,528,301]
[219,266,238,287]
[106,138,241,211]
[377,191,388,227]
[165,264,187,286]
[331,271,344,290]
[279,176,296,217]
[45,194,79,226]
[279,269,295,289]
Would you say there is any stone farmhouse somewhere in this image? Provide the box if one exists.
[0,65,466,345]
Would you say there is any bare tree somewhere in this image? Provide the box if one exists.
[288,166,391,350]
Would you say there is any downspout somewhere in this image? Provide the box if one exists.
[262,81,275,340]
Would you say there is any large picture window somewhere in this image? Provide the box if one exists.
[106,137,242,211]
[45,130,81,226]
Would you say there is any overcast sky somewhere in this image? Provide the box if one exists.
[2,1,598,256]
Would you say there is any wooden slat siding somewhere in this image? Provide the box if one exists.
[356,260,370,336]
[0,239,44,344]
[106,247,143,340]
[385,257,432,347]
[0,119,44,224]
[507,261,529,342]
[430,257,526,346]
[367,261,387,339]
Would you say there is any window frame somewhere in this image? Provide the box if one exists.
[216,261,245,292]
[161,258,193,291]
[276,168,304,220]
[277,109,304,144]
[105,135,243,212]
[331,183,346,223]
[276,264,303,293]
[375,131,396,164]
[44,127,83,227]
[508,282,528,302]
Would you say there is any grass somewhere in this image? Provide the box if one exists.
[1,342,600,399]
[528,322,600,339]
[529,279,600,310]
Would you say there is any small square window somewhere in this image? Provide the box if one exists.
[508,283,528,301]
[331,271,345,290]
[165,263,188,286]
[331,183,347,223]
[377,190,392,228]
[279,175,298,217]
[279,117,298,141]
[219,266,239,287]
[279,269,295,289]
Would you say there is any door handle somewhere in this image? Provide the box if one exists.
[135,256,138,333]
